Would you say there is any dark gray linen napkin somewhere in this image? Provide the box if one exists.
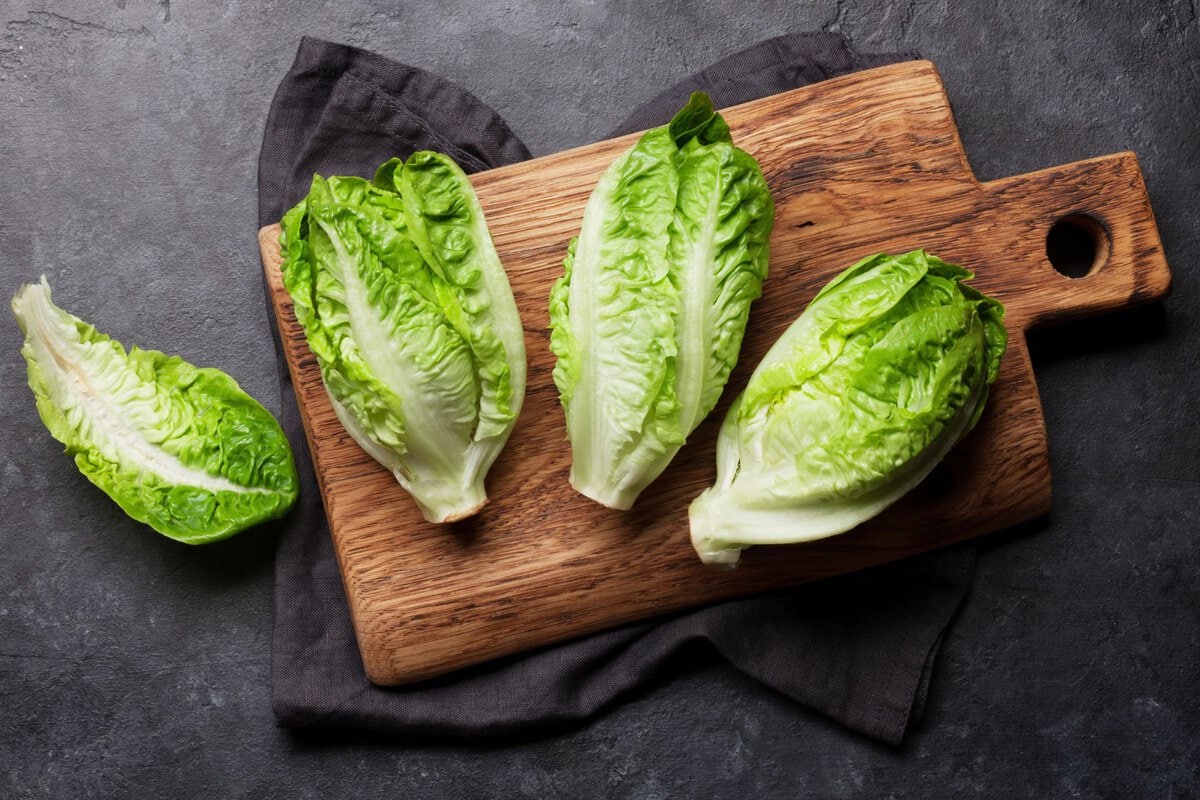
[257,32,975,744]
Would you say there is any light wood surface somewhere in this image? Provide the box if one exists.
[258,60,1170,685]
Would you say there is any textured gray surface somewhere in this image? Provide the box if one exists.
[1,0,1197,797]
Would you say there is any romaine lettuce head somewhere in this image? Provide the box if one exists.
[279,152,525,523]
[689,250,1007,566]
[12,278,299,544]
[550,92,774,509]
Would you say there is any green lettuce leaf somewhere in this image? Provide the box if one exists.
[550,92,774,509]
[11,278,298,544]
[688,250,1008,565]
[279,152,525,523]
[394,151,524,441]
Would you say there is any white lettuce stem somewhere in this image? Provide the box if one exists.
[570,470,641,511]
[408,477,488,524]
[686,489,742,567]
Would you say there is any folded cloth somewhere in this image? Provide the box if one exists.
[257,32,976,745]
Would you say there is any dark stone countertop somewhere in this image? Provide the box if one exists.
[1,1,1196,797]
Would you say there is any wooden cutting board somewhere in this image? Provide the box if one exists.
[258,60,1170,685]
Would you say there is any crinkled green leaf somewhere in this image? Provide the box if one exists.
[11,279,298,544]
[668,91,733,151]
[549,236,580,408]
[550,92,773,509]
[689,250,1008,566]
[394,151,522,441]
[280,153,524,523]
[550,124,683,509]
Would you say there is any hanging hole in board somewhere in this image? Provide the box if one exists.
[1046,214,1109,278]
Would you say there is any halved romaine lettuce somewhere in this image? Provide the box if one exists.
[12,278,298,544]
[550,92,774,509]
[279,152,525,523]
[689,250,1007,566]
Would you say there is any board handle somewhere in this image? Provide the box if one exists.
[983,152,1171,330]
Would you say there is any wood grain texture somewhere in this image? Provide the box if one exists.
[258,60,1171,685]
